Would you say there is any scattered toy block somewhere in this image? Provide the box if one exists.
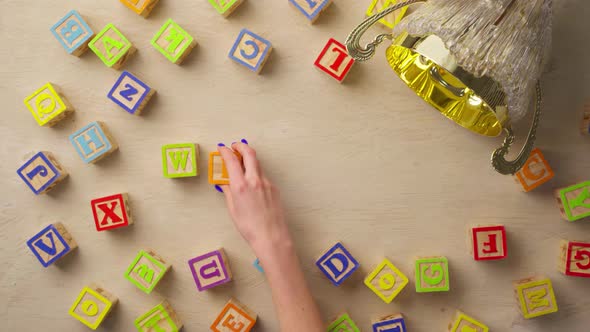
[366,0,408,29]
[208,151,242,185]
[448,311,488,332]
[513,148,554,192]
[327,312,360,332]
[50,10,95,56]
[228,29,272,74]
[162,143,199,178]
[364,258,408,303]
[188,248,232,291]
[135,300,182,331]
[70,121,118,163]
[559,240,590,278]
[289,0,332,23]
[88,24,136,69]
[314,38,355,82]
[316,242,360,286]
[580,102,590,135]
[91,193,133,231]
[513,276,558,319]
[208,0,244,17]
[211,298,257,332]
[469,225,507,261]
[107,71,155,115]
[253,258,264,273]
[555,181,590,221]
[415,256,450,293]
[17,151,68,195]
[24,82,75,127]
[120,0,160,17]
[372,313,406,332]
[151,19,197,65]
[27,222,77,267]
[69,283,118,330]
[125,249,171,294]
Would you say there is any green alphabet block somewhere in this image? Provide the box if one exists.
[556,181,590,221]
[208,0,244,17]
[415,256,450,293]
[88,24,135,69]
[162,143,199,178]
[134,300,183,331]
[151,19,196,64]
[124,250,170,294]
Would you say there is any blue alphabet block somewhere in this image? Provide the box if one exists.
[17,151,68,195]
[316,242,359,286]
[69,121,118,163]
[107,71,155,115]
[372,314,407,332]
[50,10,95,56]
[27,223,77,267]
[289,0,332,23]
[228,29,273,74]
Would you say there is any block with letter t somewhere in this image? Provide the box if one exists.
[469,224,507,261]
[91,193,133,231]
[316,242,360,286]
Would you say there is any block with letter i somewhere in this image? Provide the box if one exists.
[70,121,118,163]
[555,181,590,222]
[50,10,95,56]
[162,143,199,178]
[108,71,155,115]
[89,24,136,69]
[559,240,590,278]
[27,223,77,267]
[315,38,355,83]
[209,0,244,17]
[211,298,257,332]
[513,276,558,319]
[513,148,554,192]
[120,0,160,18]
[415,256,450,293]
[91,193,133,231]
[188,248,232,291]
[17,151,68,195]
[229,29,273,74]
[24,82,75,127]
[135,300,183,332]
[372,313,406,332]
[448,311,488,332]
[327,312,360,332]
[69,283,118,330]
[125,249,171,294]
[316,242,360,286]
[289,0,332,23]
[364,258,409,303]
[209,151,242,185]
[469,224,507,261]
[151,19,197,65]
[366,0,408,30]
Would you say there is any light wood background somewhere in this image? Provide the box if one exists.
[1,0,589,331]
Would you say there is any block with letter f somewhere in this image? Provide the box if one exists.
[316,242,360,286]
[470,225,507,261]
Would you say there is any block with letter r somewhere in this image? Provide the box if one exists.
[107,71,155,115]
[91,193,133,231]
[316,242,360,286]
[50,10,94,56]
[27,223,77,267]
[162,143,199,178]
[70,121,118,163]
[188,248,232,291]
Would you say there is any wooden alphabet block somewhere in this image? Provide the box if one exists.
[107,71,155,115]
[364,258,408,303]
[91,193,133,231]
[24,82,75,127]
[125,249,171,294]
[69,283,118,330]
[135,300,182,331]
[315,38,355,83]
[17,151,68,195]
[151,19,197,65]
[580,102,590,135]
[88,24,136,69]
[211,298,257,332]
[366,0,408,29]
[27,222,77,267]
[555,181,590,221]
[513,148,554,192]
[469,224,507,261]
[513,276,558,319]
[327,312,360,332]
[372,313,406,332]
[448,311,488,332]
[70,121,118,163]
[289,0,332,23]
[253,258,264,273]
[316,242,360,286]
[188,248,232,291]
[559,240,590,278]
[228,29,273,74]
[50,10,95,56]
[208,0,244,17]
[208,151,242,185]
[120,0,160,18]
[162,143,199,178]
[414,256,450,292]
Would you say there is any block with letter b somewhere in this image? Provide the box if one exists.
[208,0,244,17]
[316,242,360,286]
[327,312,360,332]
[50,10,95,56]
[107,71,155,115]
[125,249,171,294]
[27,222,77,267]
[372,313,406,332]
[69,283,118,330]
[555,181,590,222]
[162,143,199,178]
[70,121,118,163]
[448,311,488,332]
[135,300,183,332]
[120,0,160,18]
[289,0,332,23]
[513,148,554,192]
[211,298,257,332]
[513,276,558,319]
[24,82,75,127]
[229,29,273,74]
[89,24,136,69]
[469,224,507,261]
[315,38,355,83]
[17,151,68,195]
[91,193,133,231]
[415,256,450,293]
[151,19,197,65]
[559,240,590,278]
[188,248,232,291]
[364,258,409,303]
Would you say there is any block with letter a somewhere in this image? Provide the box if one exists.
[315,38,355,82]
[27,223,77,267]
[50,10,94,56]
[188,248,232,291]
[125,249,171,294]
[70,121,118,163]
[555,181,590,222]
[513,276,558,319]
[88,23,136,69]
[211,298,257,332]
[469,225,507,261]
[316,242,360,286]
[559,240,590,278]
[91,193,133,231]
[364,258,409,303]
[513,148,554,192]
[162,143,199,178]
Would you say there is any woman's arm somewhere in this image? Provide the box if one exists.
[217,141,324,332]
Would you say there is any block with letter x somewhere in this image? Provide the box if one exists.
[560,240,590,278]
[315,38,355,82]
[162,143,199,178]
[88,23,136,69]
[211,298,257,332]
[514,276,558,319]
[70,121,118,163]
[125,249,171,294]
[91,193,133,231]
[316,242,360,286]
[469,224,507,261]
[27,222,77,267]
[108,71,155,115]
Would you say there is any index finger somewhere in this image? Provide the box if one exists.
[218,146,245,184]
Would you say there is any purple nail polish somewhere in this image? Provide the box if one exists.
[241,139,248,144]
[215,185,223,193]
[218,143,225,147]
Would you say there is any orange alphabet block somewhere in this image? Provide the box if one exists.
[120,0,160,17]
[513,148,554,192]
[211,298,257,332]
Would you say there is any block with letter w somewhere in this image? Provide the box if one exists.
[162,143,199,178]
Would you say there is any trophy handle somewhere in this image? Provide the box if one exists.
[492,82,542,175]
[345,0,427,62]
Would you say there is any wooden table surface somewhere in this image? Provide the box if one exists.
[2,0,589,331]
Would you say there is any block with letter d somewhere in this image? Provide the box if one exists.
[50,10,95,56]
[107,71,155,115]
[88,23,136,69]
[162,143,199,178]
[188,248,232,291]
[469,224,507,261]
[513,276,558,319]
[125,249,171,294]
[17,151,68,195]
[70,121,118,163]
[211,298,257,332]
[27,222,77,267]
[229,29,272,74]
[91,193,133,231]
[316,242,360,286]
[69,283,118,330]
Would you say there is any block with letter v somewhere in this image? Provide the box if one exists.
[27,223,77,267]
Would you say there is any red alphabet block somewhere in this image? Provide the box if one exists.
[314,38,354,83]
[91,193,133,231]
[559,240,590,278]
[469,225,507,261]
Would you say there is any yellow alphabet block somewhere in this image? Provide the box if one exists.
[513,276,558,319]
[364,258,408,303]
[448,311,488,332]
[24,83,74,127]
[69,284,118,330]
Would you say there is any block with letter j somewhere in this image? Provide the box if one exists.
[162,143,199,178]
[316,242,360,286]
[17,151,68,195]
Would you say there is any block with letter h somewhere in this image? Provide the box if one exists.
[559,240,590,278]
[211,298,257,332]
[315,38,355,83]
[50,10,95,56]
[415,256,450,292]
[135,300,183,332]
[364,258,409,303]
[289,0,332,23]
[120,0,160,17]
[17,151,68,195]
[69,283,118,330]
[448,311,489,332]
[27,222,77,267]
[316,242,360,286]
[108,71,155,115]
[125,249,171,294]
[229,29,273,74]
[70,121,118,163]
[327,312,360,332]
[513,148,554,192]
[372,313,406,332]
[89,24,136,69]
[513,276,558,319]
[91,193,133,231]
[24,82,75,127]
[188,248,232,291]
[151,19,197,65]
[469,224,507,261]
[555,181,590,222]
[162,143,199,178]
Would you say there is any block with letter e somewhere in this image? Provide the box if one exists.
[108,71,155,115]
[91,193,133,231]
[211,298,257,332]
[50,10,94,56]
[69,283,118,330]
[162,143,199,178]
[188,248,232,291]
[70,121,118,163]
[27,222,77,267]
[559,240,590,278]
[315,38,355,83]
[17,151,68,195]
[125,249,171,294]
[513,276,558,319]
[316,242,360,286]
[469,224,507,261]
[135,300,183,331]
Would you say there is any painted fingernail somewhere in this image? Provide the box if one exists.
[231,142,236,145]
[241,139,248,144]
[215,185,223,193]
[217,143,225,147]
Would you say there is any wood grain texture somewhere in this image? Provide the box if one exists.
[1,0,590,331]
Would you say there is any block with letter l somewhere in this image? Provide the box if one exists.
[70,121,118,163]
[316,242,360,286]
[315,38,355,83]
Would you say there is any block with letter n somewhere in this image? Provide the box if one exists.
[135,300,183,331]
[559,240,590,278]
[50,10,95,56]
[228,29,273,74]
[327,312,360,332]
[315,38,355,83]
[188,248,232,291]
[555,181,590,222]
[17,151,68,195]
[88,23,136,69]
[69,283,118,330]
[70,121,119,163]
[24,82,75,127]
[208,0,244,17]
[448,311,489,332]
[91,193,133,231]
[372,313,406,332]
[364,258,409,303]
[162,143,199,178]
[316,242,360,286]
[108,71,155,115]
[120,0,160,18]
[211,298,257,332]
[415,256,450,292]
[469,224,507,261]
[125,249,171,294]
[151,19,197,65]
[27,223,77,267]
[513,276,558,319]
[289,0,332,23]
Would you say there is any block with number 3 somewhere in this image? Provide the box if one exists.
[315,38,355,83]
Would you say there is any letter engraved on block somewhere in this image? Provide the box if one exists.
[315,38,355,82]
[26,223,75,267]
[289,0,332,22]
[316,242,360,286]
[91,193,131,231]
[471,225,507,260]
[372,314,406,332]
[326,313,360,332]
[125,250,169,294]
[151,19,196,64]
[557,181,590,221]
[17,152,65,195]
[108,71,153,115]
[70,122,117,163]
[449,311,489,332]
[229,29,272,74]
[134,300,182,331]
[69,286,116,329]
[364,258,408,303]
[89,24,134,68]
[188,249,232,291]
[24,83,72,126]
[211,299,257,332]
[162,143,198,178]
[50,10,94,55]
[515,277,558,319]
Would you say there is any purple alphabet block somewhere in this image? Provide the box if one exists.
[188,248,232,291]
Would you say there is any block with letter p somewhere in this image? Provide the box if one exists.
[107,71,155,115]
[135,300,183,331]
[89,24,136,69]
[70,121,118,163]
[69,283,118,330]
[162,143,199,178]
[555,181,590,222]
[229,29,273,74]
[27,222,77,267]
[559,240,590,278]
[315,38,355,82]
[125,249,171,294]
[316,242,360,286]
[188,248,232,291]
[364,258,408,303]
[469,224,507,261]
[24,82,75,127]
[327,312,360,332]
[50,10,95,56]
[415,256,450,292]
[91,193,133,231]
[513,148,554,192]
[448,311,488,332]
[211,298,257,332]
[17,151,68,195]
[513,276,558,319]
